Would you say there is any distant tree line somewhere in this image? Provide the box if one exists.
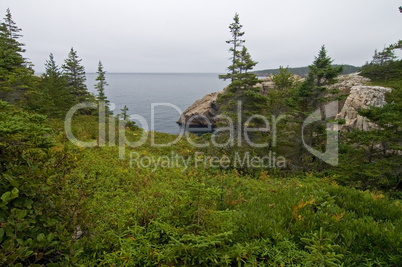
[251,64,360,77]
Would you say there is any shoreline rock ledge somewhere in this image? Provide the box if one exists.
[177,90,224,127]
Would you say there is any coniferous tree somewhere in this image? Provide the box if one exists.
[40,53,74,117]
[95,61,109,109]
[372,46,397,66]
[0,8,33,97]
[266,67,300,164]
[371,49,381,65]
[218,14,264,138]
[62,48,89,103]
[213,13,268,172]
[219,13,245,82]
[293,45,343,125]
[120,105,129,121]
[119,105,136,129]
[287,46,343,170]
[269,66,297,116]
[4,8,21,40]
[298,46,343,108]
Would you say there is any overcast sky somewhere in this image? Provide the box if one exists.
[1,0,401,73]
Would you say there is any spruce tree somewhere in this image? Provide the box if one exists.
[228,46,264,125]
[4,8,21,40]
[40,53,74,117]
[62,48,89,103]
[293,45,343,123]
[298,46,343,107]
[218,14,264,137]
[214,13,268,170]
[0,8,33,97]
[120,105,129,121]
[219,13,245,82]
[119,105,136,129]
[289,46,343,170]
[95,61,109,108]
[269,66,297,115]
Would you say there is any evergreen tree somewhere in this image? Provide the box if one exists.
[120,105,129,121]
[212,13,268,173]
[293,46,343,122]
[219,13,245,82]
[373,46,397,66]
[298,46,343,108]
[62,47,89,103]
[0,8,33,98]
[266,67,300,166]
[371,49,381,65]
[272,66,295,91]
[119,105,136,129]
[95,60,109,109]
[40,53,74,117]
[287,46,343,170]
[269,66,297,116]
[218,17,264,142]
[4,8,21,40]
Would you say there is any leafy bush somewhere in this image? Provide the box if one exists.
[0,101,83,265]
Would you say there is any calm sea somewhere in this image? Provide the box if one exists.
[85,73,229,134]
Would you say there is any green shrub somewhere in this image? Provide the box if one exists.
[0,101,83,265]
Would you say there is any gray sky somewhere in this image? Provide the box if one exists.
[1,0,401,73]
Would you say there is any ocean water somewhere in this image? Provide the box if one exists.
[85,73,229,134]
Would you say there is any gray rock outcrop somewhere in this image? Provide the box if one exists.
[334,85,392,131]
[177,90,223,126]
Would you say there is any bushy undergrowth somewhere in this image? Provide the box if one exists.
[1,108,401,266]
[57,116,400,266]
[0,101,86,265]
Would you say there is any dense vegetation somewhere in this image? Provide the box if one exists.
[0,10,401,266]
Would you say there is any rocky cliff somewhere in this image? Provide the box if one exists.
[334,85,392,131]
[178,73,392,131]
